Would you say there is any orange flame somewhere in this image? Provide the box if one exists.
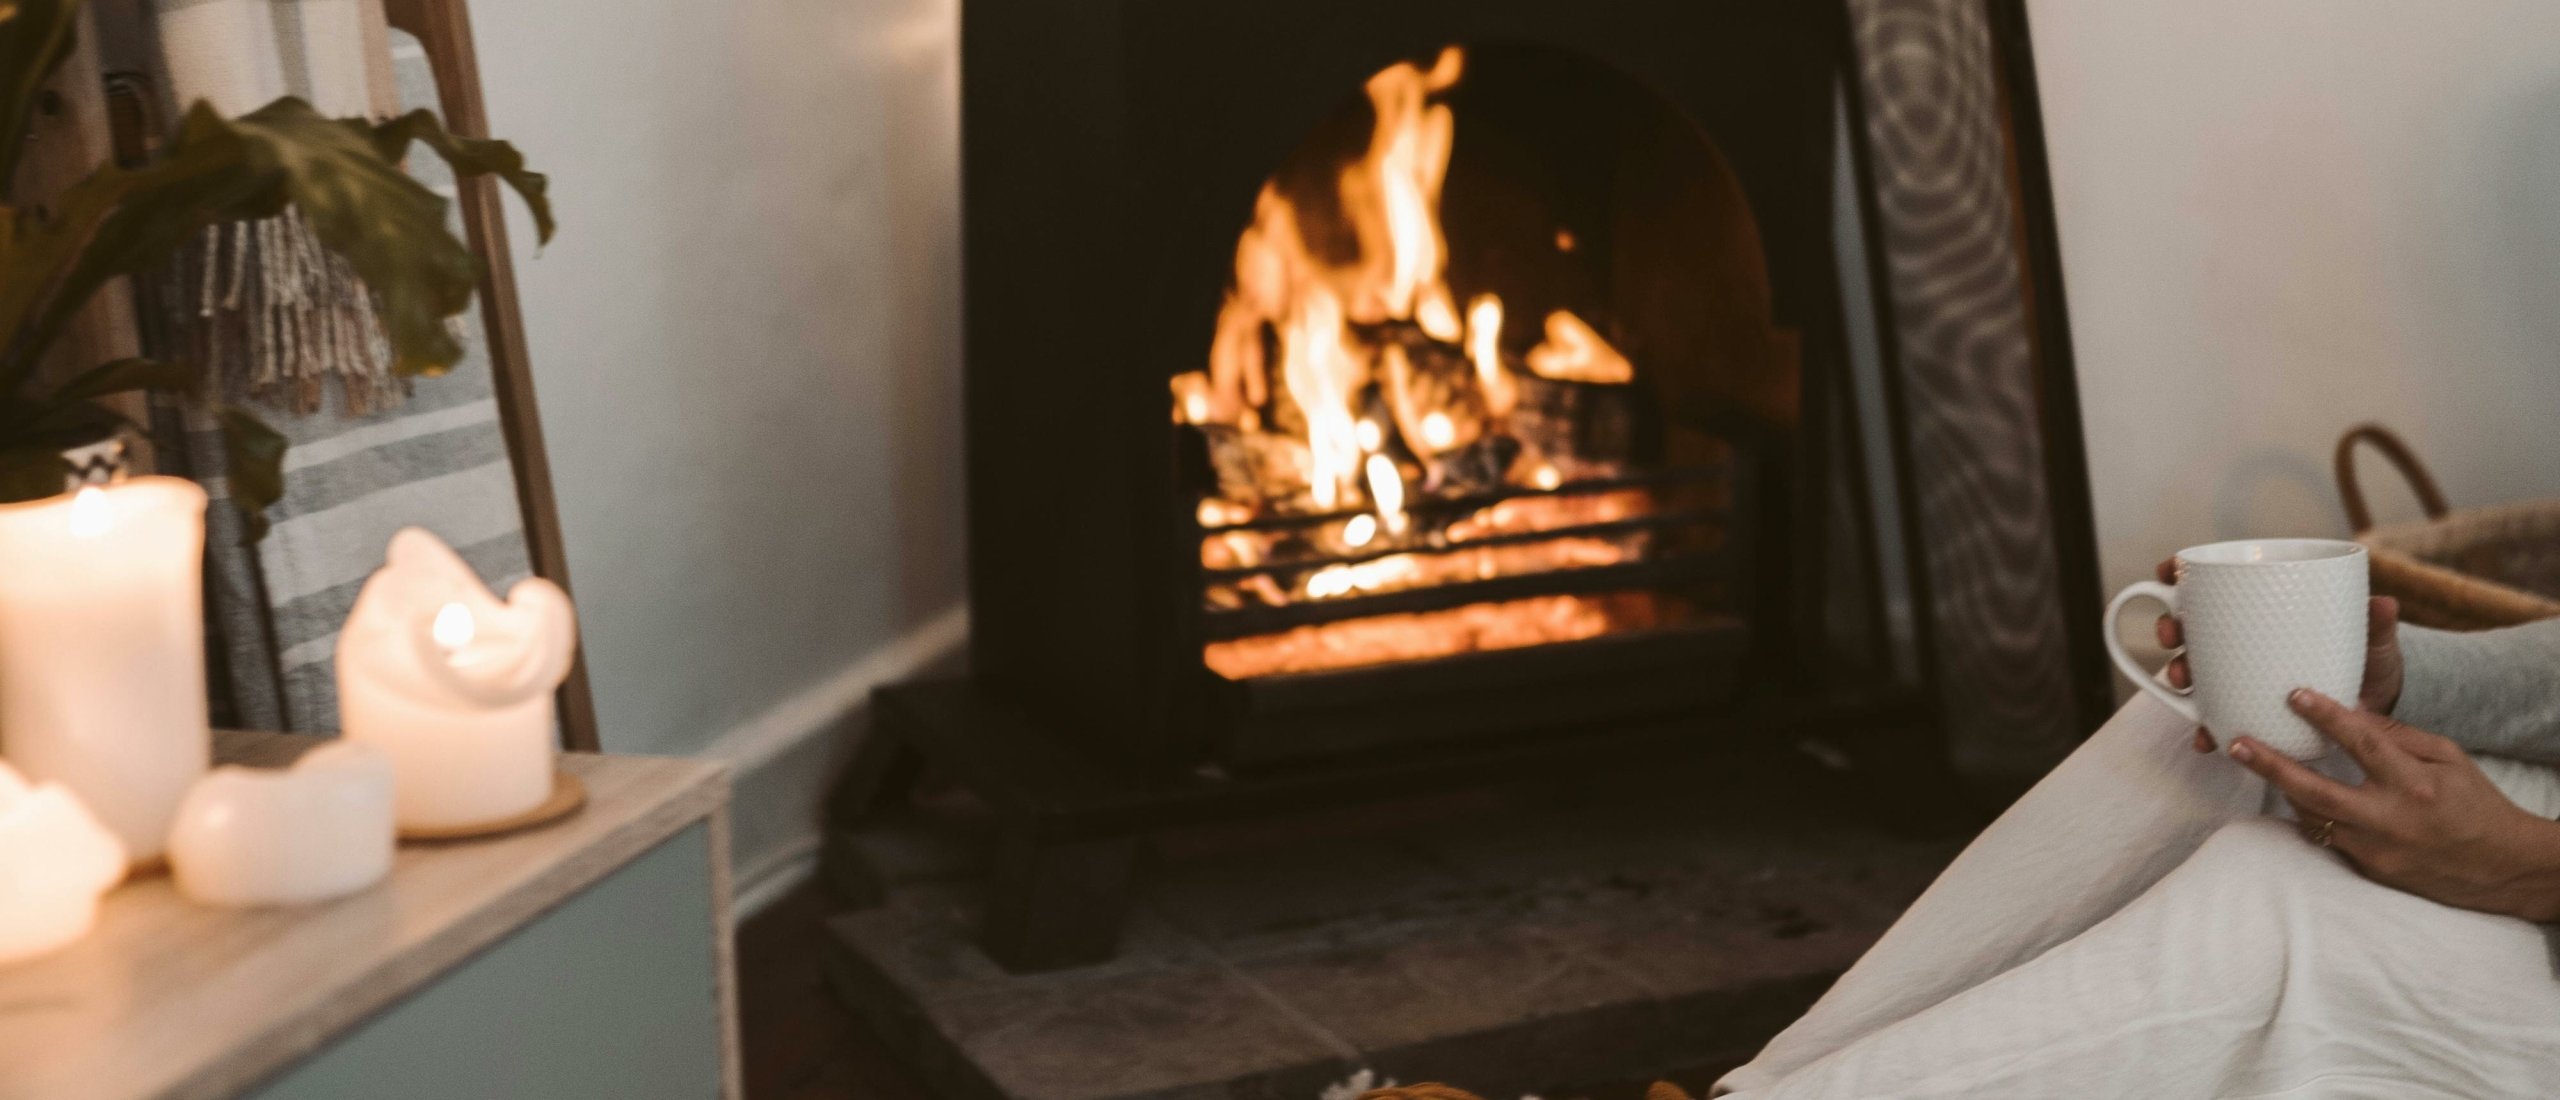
[1465,294,1516,416]
[1177,47,1686,680]
[1281,285,1366,510]
[1525,310,1634,384]
[1347,46,1463,335]
[1365,453,1407,534]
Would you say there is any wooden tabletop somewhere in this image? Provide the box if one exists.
[0,731,730,1100]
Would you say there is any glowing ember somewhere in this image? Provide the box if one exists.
[1204,593,1691,679]
[1207,533,1645,611]
[1364,454,1407,534]
[1419,411,1457,450]
[1197,498,1252,528]
[1341,513,1378,548]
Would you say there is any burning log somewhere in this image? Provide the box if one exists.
[1202,424,1313,508]
[1509,373,1638,468]
[1168,45,1726,682]
[1431,433,1521,496]
[1376,336,1489,460]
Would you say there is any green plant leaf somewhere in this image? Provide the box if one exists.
[0,0,81,189]
[6,392,129,446]
[4,96,559,396]
[0,446,69,502]
[46,356,198,405]
[0,107,278,392]
[225,99,481,376]
[215,402,286,541]
[370,108,554,245]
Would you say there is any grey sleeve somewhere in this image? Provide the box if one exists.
[2393,619,2560,764]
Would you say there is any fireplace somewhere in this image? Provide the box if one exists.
[965,0,1899,765]
[1166,41,1792,764]
[845,0,1950,970]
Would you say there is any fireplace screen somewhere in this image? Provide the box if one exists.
[1172,45,1784,692]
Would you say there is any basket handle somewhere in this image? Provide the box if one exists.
[2335,423,2449,533]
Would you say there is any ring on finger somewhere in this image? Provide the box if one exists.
[2304,818,2337,848]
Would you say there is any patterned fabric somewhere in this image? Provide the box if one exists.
[169,30,532,732]
[1847,0,2078,773]
[152,0,409,413]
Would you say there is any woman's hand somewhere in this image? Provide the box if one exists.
[2227,689,2560,921]
[2151,557,2406,752]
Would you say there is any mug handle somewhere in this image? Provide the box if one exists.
[2102,580,2204,725]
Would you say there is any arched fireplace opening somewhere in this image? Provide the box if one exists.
[1171,44,1806,760]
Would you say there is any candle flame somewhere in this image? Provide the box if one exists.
[67,487,109,539]
[431,602,477,651]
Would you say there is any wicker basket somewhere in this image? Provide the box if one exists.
[2335,423,2560,631]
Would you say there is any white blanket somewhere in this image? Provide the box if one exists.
[1717,695,2560,1098]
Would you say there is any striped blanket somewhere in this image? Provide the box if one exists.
[172,29,532,732]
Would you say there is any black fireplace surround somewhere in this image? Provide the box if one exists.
[962,0,1917,769]
[840,0,1968,971]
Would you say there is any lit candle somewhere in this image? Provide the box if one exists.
[338,528,577,832]
[0,759,126,965]
[0,478,210,862]
[168,742,394,907]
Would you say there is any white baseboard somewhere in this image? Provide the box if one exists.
[701,603,969,918]
[732,848,821,919]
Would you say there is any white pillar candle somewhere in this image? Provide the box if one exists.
[339,528,577,831]
[168,742,395,907]
[0,760,127,965]
[0,478,210,862]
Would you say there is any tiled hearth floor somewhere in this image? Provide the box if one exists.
[741,739,1978,1100]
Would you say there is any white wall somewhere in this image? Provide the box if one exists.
[2030,1,2560,609]
[469,0,969,895]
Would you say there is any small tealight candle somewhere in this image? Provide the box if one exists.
[338,528,577,832]
[0,760,127,965]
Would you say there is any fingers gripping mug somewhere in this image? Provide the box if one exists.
[2102,539,2369,759]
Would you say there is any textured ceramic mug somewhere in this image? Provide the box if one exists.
[2103,538,2369,759]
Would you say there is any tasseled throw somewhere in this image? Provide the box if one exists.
[152,0,411,417]
[170,207,406,416]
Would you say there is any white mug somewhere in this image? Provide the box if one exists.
[2102,538,2369,759]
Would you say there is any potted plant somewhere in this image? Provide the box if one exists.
[0,0,555,861]
[0,0,553,526]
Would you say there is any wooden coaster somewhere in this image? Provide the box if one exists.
[398,771,587,842]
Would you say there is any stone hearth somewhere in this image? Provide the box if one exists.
[822,744,1968,1100]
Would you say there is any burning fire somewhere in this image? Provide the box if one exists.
[1175,46,1672,680]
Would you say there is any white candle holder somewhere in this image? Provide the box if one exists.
[339,528,577,833]
[0,477,211,863]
